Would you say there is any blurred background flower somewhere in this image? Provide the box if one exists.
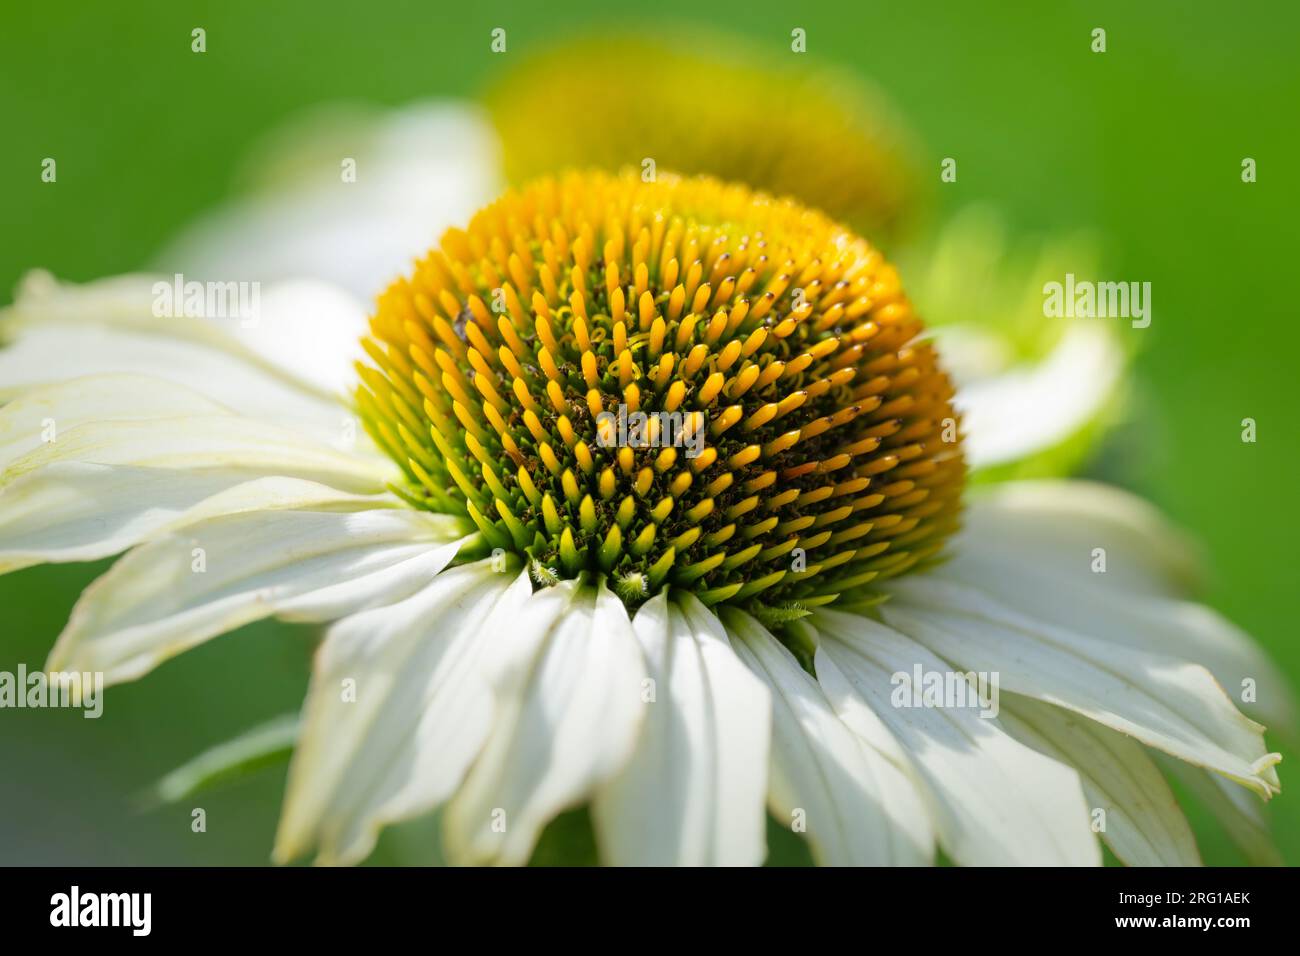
[483,31,926,245]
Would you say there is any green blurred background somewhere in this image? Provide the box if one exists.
[1,0,1295,865]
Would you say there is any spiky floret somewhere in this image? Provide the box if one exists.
[357,171,965,610]
[485,34,925,243]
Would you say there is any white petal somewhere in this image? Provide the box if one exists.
[950,479,1202,595]
[1156,756,1283,866]
[938,484,1294,735]
[0,374,227,469]
[0,463,394,574]
[4,414,389,487]
[275,558,515,865]
[944,564,1296,742]
[723,609,932,866]
[813,609,1101,866]
[591,592,770,866]
[216,279,371,396]
[48,508,469,684]
[956,322,1123,470]
[0,405,395,570]
[158,102,503,301]
[0,463,242,572]
[883,576,1281,798]
[148,475,397,533]
[999,695,1200,866]
[443,576,646,866]
[1,272,356,444]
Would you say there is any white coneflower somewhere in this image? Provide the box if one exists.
[0,172,1285,866]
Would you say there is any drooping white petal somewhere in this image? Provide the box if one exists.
[950,479,1202,595]
[591,592,770,866]
[0,323,342,441]
[955,322,1123,470]
[47,508,470,684]
[0,463,396,574]
[147,475,398,533]
[275,558,516,865]
[157,102,503,301]
[0,374,228,468]
[0,463,243,573]
[443,576,646,866]
[0,366,396,572]
[999,695,1200,866]
[0,404,396,571]
[813,609,1101,866]
[1156,755,1283,867]
[937,484,1295,735]
[0,272,357,443]
[3,414,388,488]
[723,609,932,866]
[883,576,1281,798]
[944,564,1296,743]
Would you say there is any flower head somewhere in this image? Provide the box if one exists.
[360,171,963,612]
